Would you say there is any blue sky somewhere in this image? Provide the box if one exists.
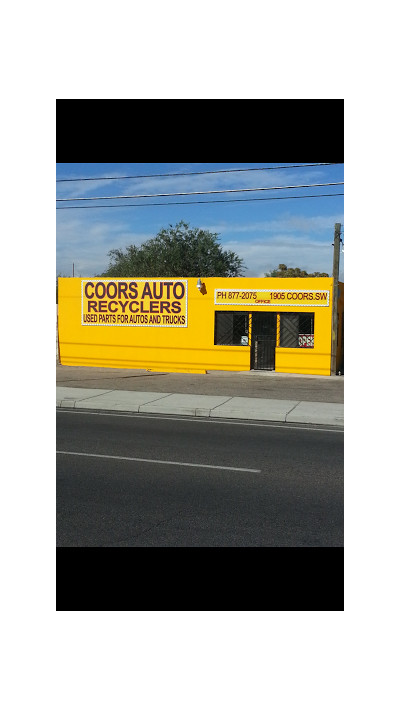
[56,162,344,280]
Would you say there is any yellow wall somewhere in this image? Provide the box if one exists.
[58,276,336,375]
[336,281,344,372]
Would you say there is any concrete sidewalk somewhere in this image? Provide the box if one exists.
[56,364,344,403]
[56,386,344,427]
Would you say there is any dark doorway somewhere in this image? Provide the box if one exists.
[251,312,277,370]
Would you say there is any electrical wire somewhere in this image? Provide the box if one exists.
[56,182,344,203]
[56,163,343,183]
[56,192,344,210]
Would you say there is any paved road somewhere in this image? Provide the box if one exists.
[57,410,343,547]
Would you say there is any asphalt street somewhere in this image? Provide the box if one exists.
[57,410,344,547]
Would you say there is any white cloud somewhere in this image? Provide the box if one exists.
[204,214,343,235]
[56,207,344,280]
[223,235,343,278]
[56,214,153,276]
[201,212,344,279]
[117,168,326,196]
[56,167,330,201]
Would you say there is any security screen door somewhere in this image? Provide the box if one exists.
[251,312,277,370]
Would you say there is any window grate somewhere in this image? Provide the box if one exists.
[280,313,314,348]
[214,312,249,346]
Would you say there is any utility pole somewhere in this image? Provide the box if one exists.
[330,223,341,375]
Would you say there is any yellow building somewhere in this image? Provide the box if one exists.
[58,276,344,376]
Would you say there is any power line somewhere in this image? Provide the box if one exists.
[56,192,344,210]
[56,163,343,183]
[56,182,344,203]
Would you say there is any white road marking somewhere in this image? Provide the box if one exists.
[57,409,343,433]
[56,450,261,473]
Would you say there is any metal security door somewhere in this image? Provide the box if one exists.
[251,312,277,370]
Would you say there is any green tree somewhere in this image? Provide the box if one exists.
[265,264,329,278]
[100,221,245,278]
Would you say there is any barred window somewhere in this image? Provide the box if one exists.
[280,313,315,348]
[214,312,249,346]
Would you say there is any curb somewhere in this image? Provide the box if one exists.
[56,394,344,428]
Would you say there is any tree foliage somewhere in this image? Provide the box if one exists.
[100,221,245,278]
[265,264,329,278]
